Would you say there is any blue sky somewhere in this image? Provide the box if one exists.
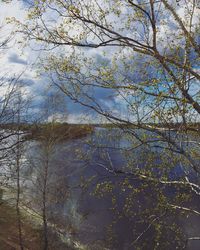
[0,0,130,123]
[0,0,108,123]
[0,0,199,123]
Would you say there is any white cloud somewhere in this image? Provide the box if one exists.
[0,0,199,124]
[0,1,48,104]
[47,113,92,124]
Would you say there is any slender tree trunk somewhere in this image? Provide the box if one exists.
[16,96,24,250]
[42,155,49,250]
[16,153,24,250]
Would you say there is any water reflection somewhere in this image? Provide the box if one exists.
[21,128,200,250]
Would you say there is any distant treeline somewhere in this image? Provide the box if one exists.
[0,122,199,140]
[0,123,94,141]
[94,122,200,131]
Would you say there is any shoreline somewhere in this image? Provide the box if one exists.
[0,187,87,250]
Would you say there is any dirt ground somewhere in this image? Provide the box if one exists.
[0,201,73,250]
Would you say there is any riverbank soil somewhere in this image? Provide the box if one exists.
[0,201,72,250]
[0,201,42,249]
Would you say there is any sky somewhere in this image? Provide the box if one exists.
[0,0,129,123]
[0,0,108,123]
[0,0,199,123]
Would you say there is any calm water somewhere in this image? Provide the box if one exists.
[17,128,200,249]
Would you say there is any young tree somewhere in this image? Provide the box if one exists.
[0,21,32,248]
[25,91,70,249]
[14,0,200,248]
[15,0,200,162]
[0,23,26,192]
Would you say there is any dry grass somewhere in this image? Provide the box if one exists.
[0,201,74,250]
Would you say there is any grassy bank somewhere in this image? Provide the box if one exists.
[0,200,43,249]
[0,199,80,250]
